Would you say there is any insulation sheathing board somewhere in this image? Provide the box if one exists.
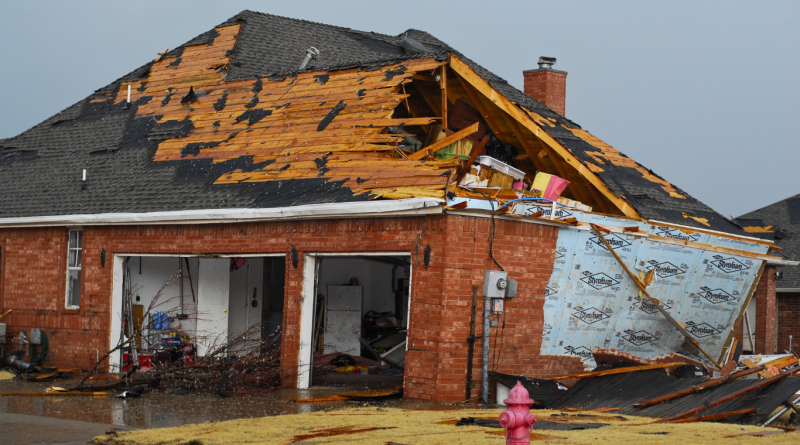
[513,203,770,369]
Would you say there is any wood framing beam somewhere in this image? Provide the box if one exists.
[658,364,800,423]
[549,362,686,381]
[440,66,448,130]
[665,408,756,424]
[500,118,553,178]
[449,54,639,218]
[454,135,490,185]
[451,75,505,138]
[633,366,763,408]
[407,122,479,161]
[453,74,553,179]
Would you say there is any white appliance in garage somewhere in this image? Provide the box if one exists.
[196,258,230,356]
[324,285,362,355]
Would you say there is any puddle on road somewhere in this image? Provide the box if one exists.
[0,378,469,428]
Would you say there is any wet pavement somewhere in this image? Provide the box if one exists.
[0,374,467,431]
[1,411,133,445]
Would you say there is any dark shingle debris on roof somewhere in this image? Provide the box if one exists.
[0,9,749,234]
[221,11,446,80]
[737,194,800,288]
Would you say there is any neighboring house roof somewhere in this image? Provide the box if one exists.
[0,10,742,234]
[736,193,800,289]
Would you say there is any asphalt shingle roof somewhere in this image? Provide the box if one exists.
[737,194,800,289]
[0,10,745,235]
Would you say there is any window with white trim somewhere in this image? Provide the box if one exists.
[66,230,82,308]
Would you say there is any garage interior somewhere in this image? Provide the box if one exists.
[309,255,410,390]
[113,256,285,371]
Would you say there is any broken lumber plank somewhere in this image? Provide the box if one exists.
[0,309,12,320]
[590,224,722,369]
[634,366,764,408]
[417,122,479,155]
[657,364,800,423]
[548,362,686,381]
[406,148,431,161]
[665,408,757,424]
[742,358,775,378]
[761,355,798,371]
[453,134,490,185]
[694,366,763,390]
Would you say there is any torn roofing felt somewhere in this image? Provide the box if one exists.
[736,193,800,288]
[0,9,741,234]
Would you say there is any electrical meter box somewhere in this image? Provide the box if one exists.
[483,270,508,299]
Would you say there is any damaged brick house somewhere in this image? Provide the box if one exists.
[0,10,793,402]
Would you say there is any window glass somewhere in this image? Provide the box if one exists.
[67,270,81,307]
[66,229,82,308]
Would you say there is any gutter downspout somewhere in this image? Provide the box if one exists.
[482,292,491,404]
[466,285,478,401]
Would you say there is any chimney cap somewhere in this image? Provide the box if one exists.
[538,57,557,69]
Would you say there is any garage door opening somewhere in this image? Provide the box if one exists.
[110,255,285,372]
[305,255,410,390]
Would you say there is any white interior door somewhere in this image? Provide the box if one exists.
[227,259,264,352]
[228,260,249,344]
[196,258,230,356]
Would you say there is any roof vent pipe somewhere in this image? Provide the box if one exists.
[537,57,556,69]
[299,47,320,70]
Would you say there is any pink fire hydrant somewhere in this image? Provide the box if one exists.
[498,381,537,445]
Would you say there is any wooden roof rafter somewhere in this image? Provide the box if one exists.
[447,62,609,213]
[448,54,640,219]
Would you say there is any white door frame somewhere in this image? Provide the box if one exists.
[297,252,412,389]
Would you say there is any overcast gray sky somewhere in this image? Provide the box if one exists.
[1,1,797,218]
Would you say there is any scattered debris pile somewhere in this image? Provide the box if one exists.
[491,372,568,408]
[66,328,284,396]
[546,353,800,427]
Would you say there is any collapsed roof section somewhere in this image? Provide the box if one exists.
[0,10,742,234]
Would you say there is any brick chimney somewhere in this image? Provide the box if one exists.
[523,57,567,116]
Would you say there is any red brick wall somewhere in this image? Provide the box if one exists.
[777,292,800,354]
[755,265,777,354]
[0,214,580,403]
[523,69,567,116]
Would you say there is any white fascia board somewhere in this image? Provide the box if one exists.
[0,198,443,228]
[767,258,800,267]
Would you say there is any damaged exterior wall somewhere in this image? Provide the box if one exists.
[0,214,587,403]
[512,203,770,369]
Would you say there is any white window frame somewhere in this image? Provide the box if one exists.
[65,228,83,309]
